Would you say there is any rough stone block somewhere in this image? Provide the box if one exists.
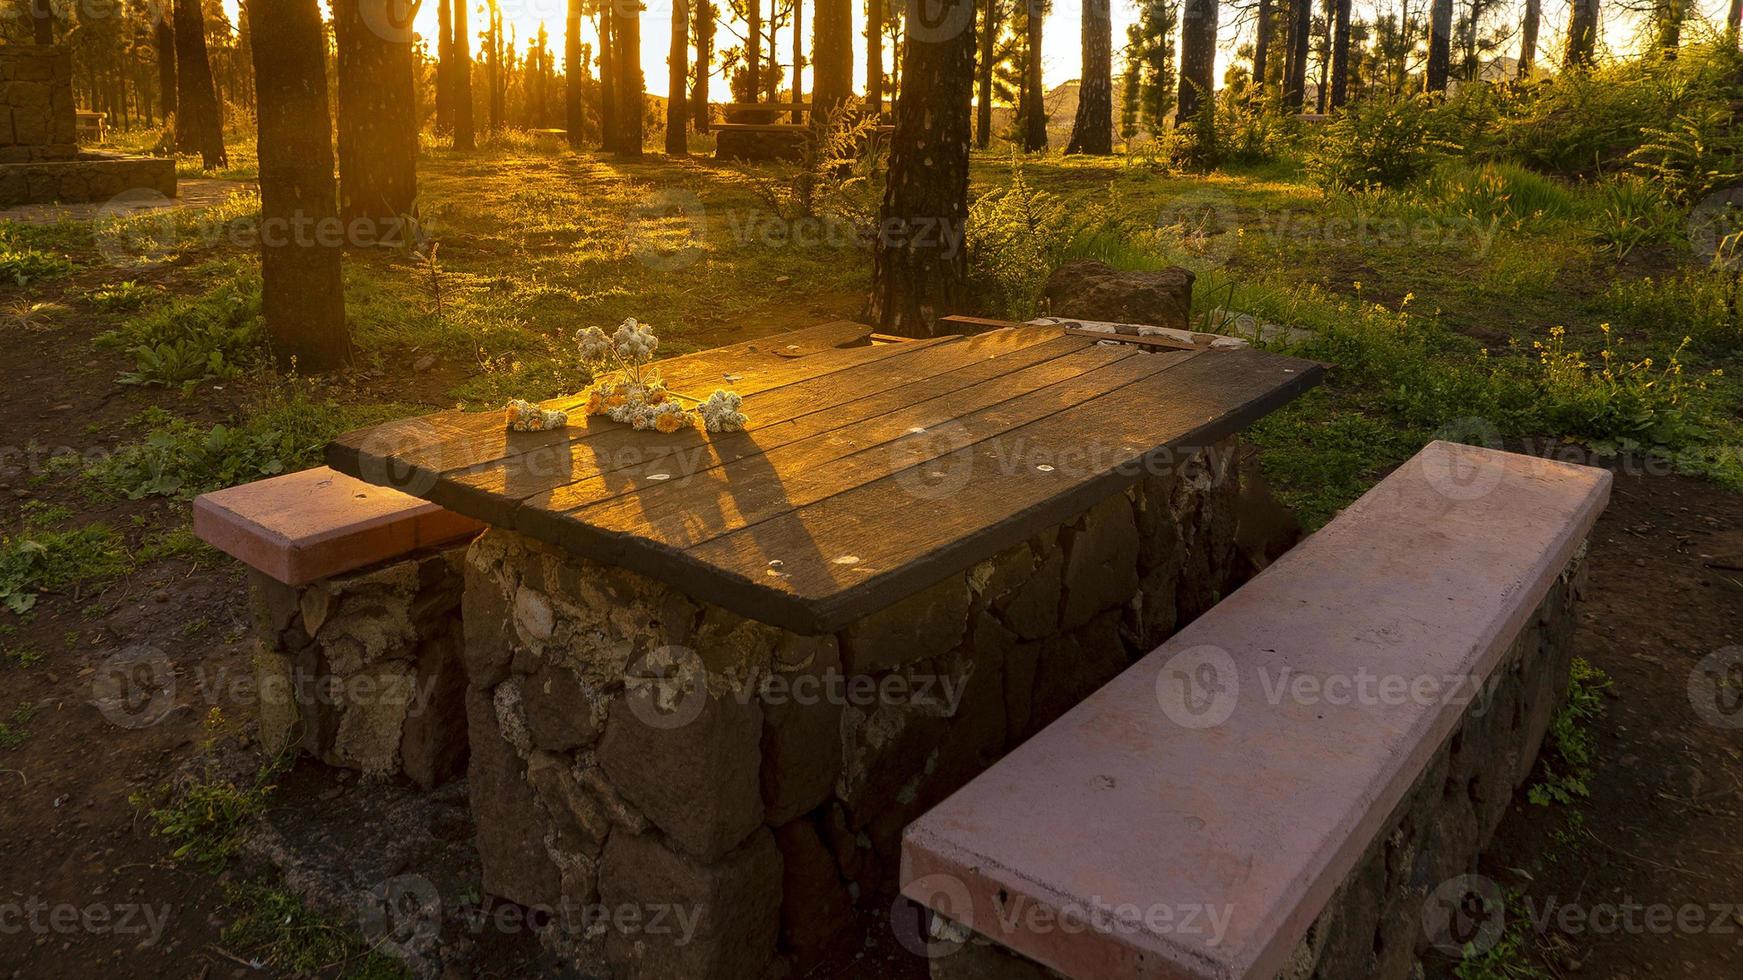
[599,829,781,980]
[467,686,562,909]
[774,818,854,972]
[598,686,765,863]
[841,574,971,673]
[1059,493,1140,630]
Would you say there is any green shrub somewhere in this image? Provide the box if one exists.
[1587,174,1683,256]
[96,264,262,389]
[85,280,164,312]
[1628,106,1743,203]
[1531,324,1723,452]
[1414,161,1581,227]
[1603,268,1741,352]
[0,242,75,284]
[1306,95,1457,190]
[966,160,1074,317]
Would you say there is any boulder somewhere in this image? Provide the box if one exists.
[1042,259,1195,331]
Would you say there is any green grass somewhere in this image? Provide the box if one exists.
[0,701,38,750]
[0,505,135,615]
[1528,658,1612,807]
[220,879,410,980]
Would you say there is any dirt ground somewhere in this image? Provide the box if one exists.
[2,283,1742,979]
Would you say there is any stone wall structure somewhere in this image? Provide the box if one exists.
[0,44,176,206]
[460,440,1243,978]
[926,547,1591,980]
[249,546,471,790]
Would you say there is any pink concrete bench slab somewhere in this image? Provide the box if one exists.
[900,441,1612,980]
[193,466,483,586]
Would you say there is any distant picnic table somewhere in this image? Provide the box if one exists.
[326,319,1323,633]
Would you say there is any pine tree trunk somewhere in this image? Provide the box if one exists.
[454,0,475,148]
[249,0,351,372]
[1564,0,1599,68]
[792,0,804,121]
[333,0,418,236]
[975,0,995,147]
[1657,0,1685,54]
[1066,0,1111,154]
[867,0,884,114]
[1330,0,1351,106]
[487,3,502,132]
[1022,3,1046,151]
[1254,0,1272,88]
[692,0,713,130]
[668,0,688,153]
[870,0,974,336]
[617,0,644,156]
[566,0,583,146]
[747,0,761,99]
[600,8,618,149]
[437,0,453,133]
[1425,0,1452,91]
[764,0,779,102]
[1177,0,1217,121]
[1283,0,1309,107]
[1730,0,1741,38]
[173,0,227,168]
[813,0,853,115]
[1519,0,1540,76]
[156,18,178,121]
[32,0,52,44]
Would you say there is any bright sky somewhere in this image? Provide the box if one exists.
[226,0,1741,100]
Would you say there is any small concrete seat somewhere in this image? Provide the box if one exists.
[194,467,482,787]
[900,441,1611,980]
[194,465,481,586]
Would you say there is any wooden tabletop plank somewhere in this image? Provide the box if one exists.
[558,348,1321,633]
[326,320,879,488]
[519,329,1094,517]
[549,347,1196,553]
[326,332,962,520]
[433,327,1089,522]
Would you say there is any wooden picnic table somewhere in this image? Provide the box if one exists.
[327,319,1323,634]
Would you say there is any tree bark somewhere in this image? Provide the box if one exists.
[1656,0,1685,54]
[1730,0,1741,38]
[566,0,583,145]
[870,0,974,337]
[1254,0,1272,88]
[1330,0,1351,106]
[1022,1,1046,151]
[765,0,779,102]
[155,18,178,121]
[668,0,689,153]
[792,0,804,121]
[1283,0,1310,107]
[617,0,644,155]
[813,0,853,115]
[249,0,351,372]
[975,0,996,147]
[31,0,52,44]
[1519,0,1540,77]
[1177,0,1217,121]
[600,5,618,149]
[1564,0,1599,68]
[453,0,475,147]
[437,0,454,133]
[1066,0,1111,154]
[1425,0,1451,91]
[333,0,419,236]
[173,0,227,168]
[692,0,713,130]
[867,0,884,114]
[486,1,503,132]
[747,0,762,99]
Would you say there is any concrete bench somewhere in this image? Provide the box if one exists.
[900,441,1611,980]
[194,466,483,788]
